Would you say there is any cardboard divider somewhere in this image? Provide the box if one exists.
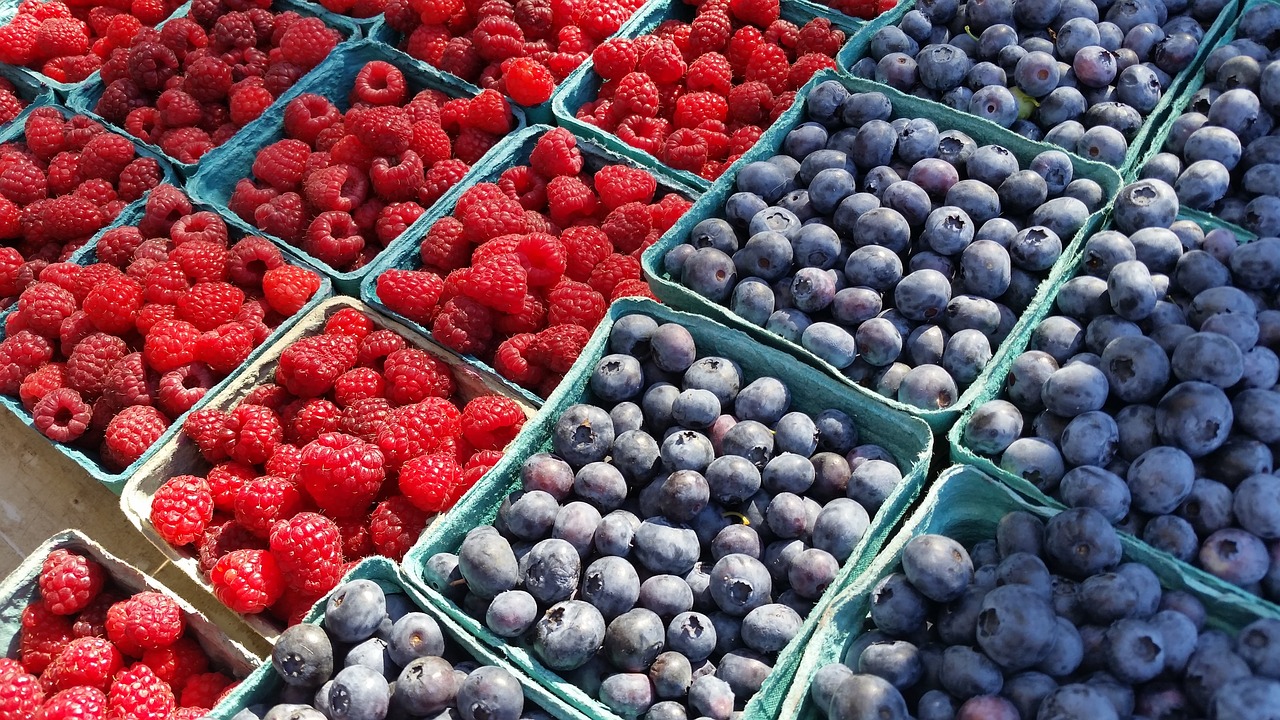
[120,295,540,643]
[399,297,934,720]
[640,69,1123,433]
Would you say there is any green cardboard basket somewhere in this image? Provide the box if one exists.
[399,297,934,720]
[205,557,589,720]
[776,464,1280,720]
[0,530,262,677]
[640,69,1124,433]
[948,209,1280,618]
[186,38,527,295]
[359,123,701,405]
[551,0,866,193]
[63,0,361,179]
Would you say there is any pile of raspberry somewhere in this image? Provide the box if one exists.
[376,127,692,396]
[149,307,528,624]
[310,0,387,19]
[226,60,516,274]
[576,0,848,180]
[1,549,238,720]
[0,78,32,126]
[0,0,184,84]
[384,0,647,107]
[0,183,324,472]
[818,0,898,18]
[0,110,164,303]
[93,2,344,164]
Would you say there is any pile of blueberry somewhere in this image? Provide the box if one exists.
[421,315,905,720]
[1140,2,1280,236]
[808,508,1280,719]
[230,579,540,720]
[851,0,1223,165]
[665,80,1106,411]
[963,177,1280,597]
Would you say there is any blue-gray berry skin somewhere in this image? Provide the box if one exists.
[553,405,615,467]
[532,600,607,671]
[325,580,388,645]
[387,612,446,667]
[394,657,457,716]
[457,530,520,602]
[455,666,523,720]
[325,665,389,720]
[274,624,334,688]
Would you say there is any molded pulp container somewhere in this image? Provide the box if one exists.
[186,38,528,294]
[120,295,540,643]
[399,297,935,720]
[640,69,1123,432]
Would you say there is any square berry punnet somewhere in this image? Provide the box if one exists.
[0,529,261,712]
[0,187,331,494]
[120,296,538,640]
[187,39,527,295]
[63,0,361,178]
[552,0,862,191]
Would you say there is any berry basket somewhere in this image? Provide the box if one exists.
[63,0,362,180]
[640,70,1124,433]
[185,38,528,295]
[359,123,701,404]
[775,464,1280,720]
[204,557,588,720]
[0,529,261,698]
[947,207,1280,618]
[0,190,331,495]
[119,295,540,642]
[398,297,934,720]
[0,64,56,131]
[1126,0,1280,231]
[831,0,1244,180]
[550,0,867,193]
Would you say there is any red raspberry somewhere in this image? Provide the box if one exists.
[611,71,661,122]
[283,94,341,144]
[102,353,155,412]
[592,38,638,81]
[375,201,426,247]
[463,252,528,314]
[650,193,693,231]
[611,277,656,300]
[377,400,456,468]
[337,518,375,561]
[171,215,229,252]
[117,157,163,203]
[107,664,174,720]
[0,330,53,395]
[286,397,342,445]
[528,128,583,179]
[358,329,407,371]
[78,276,142,337]
[261,265,321,316]
[369,151,425,204]
[503,57,555,105]
[183,408,229,463]
[194,322,254,375]
[322,308,373,341]
[340,397,393,443]
[527,322,590,373]
[210,549,284,614]
[460,394,525,451]
[383,347,455,406]
[19,603,72,675]
[106,592,184,654]
[463,90,512,136]
[102,405,170,471]
[376,269,443,326]
[18,282,77,339]
[456,183,526,244]
[276,334,358,398]
[221,404,283,466]
[203,462,256,514]
[0,154,47,208]
[234,476,304,539]
[197,521,260,576]
[432,296,494,356]
[365,496,425,560]
[589,251,642,297]
[398,453,463,512]
[789,53,836,90]
[331,368,383,408]
[254,191,306,244]
[352,60,407,106]
[600,203,654,254]
[37,550,105,617]
[140,636,208,692]
[20,362,68,412]
[180,672,233,710]
[176,281,244,331]
[278,17,338,68]
[32,686,105,720]
[298,432,386,517]
[32,388,92,443]
[226,236,283,288]
[42,637,122,694]
[546,175,598,227]
[420,158,471,206]
[150,475,215,547]
[41,195,106,242]
[143,319,199,373]
[663,127,709,173]
[24,113,67,162]
[80,133,136,184]
[252,139,310,193]
[228,82,275,129]
[418,217,469,274]
[269,512,344,595]
[592,164,658,211]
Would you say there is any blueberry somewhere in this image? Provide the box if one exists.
[553,404,615,468]
[811,499,870,562]
[455,666,523,720]
[634,519,701,575]
[1045,507,1123,578]
[457,530,519,601]
[810,664,855,715]
[687,675,734,720]
[896,364,958,410]
[384,611,446,668]
[530,600,607,671]
[274,624,334,688]
[853,207,913,255]
[828,674,908,720]
[939,645,1005,699]
[323,665,389,720]
[868,572,927,636]
[1155,381,1234,457]
[591,354,646,404]
[725,192,769,230]
[807,81,851,126]
[325,580,388,644]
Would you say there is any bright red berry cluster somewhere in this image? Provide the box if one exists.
[93,3,344,164]
[5,548,237,720]
[0,110,164,303]
[150,307,527,624]
[0,184,323,472]
[376,128,691,395]
[386,0,647,106]
[313,0,387,18]
[226,60,516,273]
[0,78,31,126]
[821,0,898,19]
[577,0,848,179]
[0,0,184,83]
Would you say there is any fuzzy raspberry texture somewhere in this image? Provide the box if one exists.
[0,111,160,303]
[15,548,237,717]
[0,0,184,81]
[158,307,527,625]
[229,61,516,274]
[92,6,344,166]
[0,79,30,125]
[576,0,847,179]
[378,128,687,394]
[0,184,321,472]
[392,0,647,106]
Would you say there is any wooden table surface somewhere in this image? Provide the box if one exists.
[0,408,274,658]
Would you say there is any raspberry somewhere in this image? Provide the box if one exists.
[283,94,341,144]
[80,276,143,337]
[611,277,655,300]
[102,405,169,471]
[348,106,413,158]
[228,83,275,128]
[140,636,208,693]
[368,496,428,560]
[432,296,494,356]
[337,519,375,561]
[305,164,369,214]
[456,183,527,244]
[588,250,642,296]
[210,549,284,613]
[117,157,163,202]
[376,269,443,326]
[192,323,253,376]
[591,165,657,213]
[503,57,556,105]
[106,663,174,720]
[269,512,344,595]
[101,352,154,412]
[460,394,525,450]
[418,217,469,274]
[649,192,692,231]
[106,592,184,654]
[340,397,393,442]
[367,151,423,204]
[528,128,582,180]
[592,38,638,81]
[277,17,338,68]
[332,368,383,408]
[234,475,303,538]
[19,362,67,412]
[788,52,835,90]
[663,127,709,173]
[527,322,590,373]
[149,475,215,547]
[43,637,123,694]
[383,347,455,406]
[199,463,253,515]
[601,201,653,253]
[612,115,669,157]
[352,60,407,106]
[398,453,463,512]
[18,282,76,338]
[19,602,72,675]
[143,319,199,373]
[253,191,306,244]
[358,329,407,370]
[221,404,283,465]
[297,432,385,517]
[559,225,612,282]
[261,265,321,316]
[252,139,310,193]
[463,252,528,314]
[420,158,471,206]
[375,201,426,247]
[32,687,105,720]
[176,281,244,331]
[157,362,215,417]
[31,388,92,443]
[375,400,455,469]
[286,397,343,445]
[611,71,661,122]
[36,550,104,618]
[276,334,359,398]
[0,331,54,397]
[179,672,233,710]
